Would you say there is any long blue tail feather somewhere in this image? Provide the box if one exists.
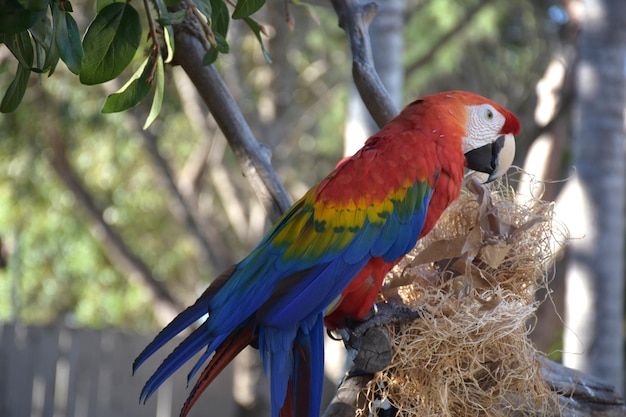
[139,322,212,403]
[259,325,298,417]
[133,301,209,373]
[257,314,325,417]
[185,333,229,384]
[291,314,325,417]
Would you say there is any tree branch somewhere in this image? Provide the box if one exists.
[172,23,293,222]
[330,0,399,127]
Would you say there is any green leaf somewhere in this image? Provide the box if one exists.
[243,17,271,63]
[156,9,186,26]
[80,2,141,85]
[53,3,83,74]
[202,47,218,65]
[192,0,211,20]
[96,0,116,12]
[17,0,47,11]
[163,25,174,64]
[201,0,229,63]
[0,0,46,34]
[153,0,185,24]
[29,16,55,73]
[164,0,183,6]
[41,25,60,75]
[101,55,153,113]
[151,0,182,62]
[61,0,74,13]
[214,32,229,53]
[3,30,34,68]
[143,55,164,129]
[28,15,52,47]
[1,63,30,112]
[232,0,265,19]
[210,0,229,34]
[30,17,59,76]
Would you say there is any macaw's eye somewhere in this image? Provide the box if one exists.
[486,108,494,120]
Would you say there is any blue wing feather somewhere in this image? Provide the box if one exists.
[258,257,369,328]
[342,220,384,264]
[370,209,401,257]
[380,182,432,261]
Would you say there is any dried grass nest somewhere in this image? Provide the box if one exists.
[359,176,563,417]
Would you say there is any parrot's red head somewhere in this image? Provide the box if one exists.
[390,91,520,183]
[443,91,520,182]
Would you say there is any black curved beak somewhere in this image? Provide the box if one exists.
[464,134,515,182]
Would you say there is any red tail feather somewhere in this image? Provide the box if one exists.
[180,321,256,417]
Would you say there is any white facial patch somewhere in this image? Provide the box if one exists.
[462,104,506,153]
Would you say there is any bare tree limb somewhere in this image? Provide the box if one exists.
[330,0,399,127]
[173,23,293,222]
[539,357,626,413]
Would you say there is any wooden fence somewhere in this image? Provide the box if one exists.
[0,323,236,417]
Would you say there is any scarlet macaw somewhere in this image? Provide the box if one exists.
[134,91,520,417]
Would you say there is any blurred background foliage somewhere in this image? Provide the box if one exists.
[0,0,567,331]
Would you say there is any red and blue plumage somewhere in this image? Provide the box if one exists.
[133,91,520,417]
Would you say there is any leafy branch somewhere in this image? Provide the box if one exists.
[0,0,271,126]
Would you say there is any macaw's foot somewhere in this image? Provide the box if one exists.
[336,301,425,375]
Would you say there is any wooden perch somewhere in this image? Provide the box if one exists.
[540,358,626,417]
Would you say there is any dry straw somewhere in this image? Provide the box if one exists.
[360,176,562,417]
